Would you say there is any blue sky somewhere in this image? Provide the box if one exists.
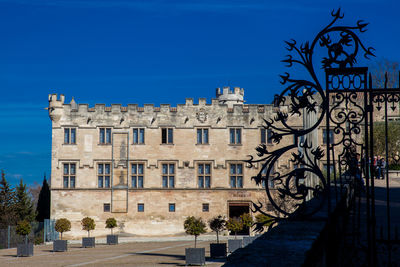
[0,0,399,185]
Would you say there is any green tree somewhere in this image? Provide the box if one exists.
[36,176,50,222]
[16,220,31,244]
[15,179,36,223]
[226,218,243,239]
[255,214,274,230]
[184,216,207,248]
[81,217,95,237]
[105,218,117,235]
[55,218,71,240]
[0,170,16,227]
[208,215,226,244]
[373,121,400,165]
[240,213,253,234]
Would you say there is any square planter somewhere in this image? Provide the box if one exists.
[210,243,227,258]
[185,248,205,266]
[228,239,242,253]
[17,243,33,257]
[82,237,95,248]
[53,240,68,252]
[107,235,118,245]
[242,236,253,247]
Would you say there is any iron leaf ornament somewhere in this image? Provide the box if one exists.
[246,9,374,232]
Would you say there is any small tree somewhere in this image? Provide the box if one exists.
[36,176,50,222]
[240,213,254,234]
[184,216,207,248]
[226,217,242,239]
[81,217,95,237]
[208,215,226,244]
[16,220,31,245]
[0,170,16,227]
[55,218,71,240]
[255,214,274,229]
[105,218,117,235]
[15,179,36,223]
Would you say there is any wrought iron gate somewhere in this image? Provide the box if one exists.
[247,9,400,266]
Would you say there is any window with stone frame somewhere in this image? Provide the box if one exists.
[202,203,209,212]
[198,163,211,188]
[99,127,112,144]
[63,163,76,188]
[137,203,144,212]
[169,203,175,212]
[131,163,144,188]
[162,163,175,188]
[323,128,334,145]
[260,128,272,144]
[133,128,145,144]
[197,128,209,144]
[98,163,111,188]
[161,128,173,144]
[230,163,243,188]
[229,128,242,144]
[104,203,111,212]
[64,128,76,144]
[261,165,275,189]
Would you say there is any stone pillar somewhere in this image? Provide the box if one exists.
[303,107,319,201]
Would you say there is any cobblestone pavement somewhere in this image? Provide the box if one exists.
[0,240,226,266]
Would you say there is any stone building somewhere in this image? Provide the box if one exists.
[48,87,363,238]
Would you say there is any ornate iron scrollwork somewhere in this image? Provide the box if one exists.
[246,9,374,231]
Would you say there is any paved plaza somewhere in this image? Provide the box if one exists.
[0,239,226,266]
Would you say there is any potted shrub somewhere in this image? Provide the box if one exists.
[208,215,227,258]
[105,217,118,245]
[184,216,207,265]
[240,213,254,247]
[226,217,243,253]
[54,218,71,252]
[81,217,96,248]
[255,213,273,232]
[16,220,33,257]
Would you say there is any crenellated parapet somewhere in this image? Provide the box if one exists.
[216,86,244,108]
[47,90,297,129]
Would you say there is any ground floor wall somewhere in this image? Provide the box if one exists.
[51,189,268,239]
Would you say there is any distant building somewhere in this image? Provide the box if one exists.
[48,87,386,238]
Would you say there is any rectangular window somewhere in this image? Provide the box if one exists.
[99,128,112,144]
[64,128,76,144]
[261,166,275,189]
[323,129,334,145]
[131,163,144,188]
[323,163,335,173]
[230,163,243,188]
[260,129,272,144]
[133,128,145,144]
[202,203,209,212]
[169,203,175,212]
[137,203,144,212]
[198,163,211,188]
[98,163,111,188]
[104,203,110,212]
[162,163,175,188]
[197,129,209,144]
[63,163,76,188]
[229,128,242,144]
[161,128,173,144]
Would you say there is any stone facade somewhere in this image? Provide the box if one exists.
[49,87,384,238]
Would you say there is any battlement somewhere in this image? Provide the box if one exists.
[48,94,65,105]
[47,91,290,126]
[216,86,244,107]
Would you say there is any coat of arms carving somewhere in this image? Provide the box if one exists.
[196,108,207,123]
